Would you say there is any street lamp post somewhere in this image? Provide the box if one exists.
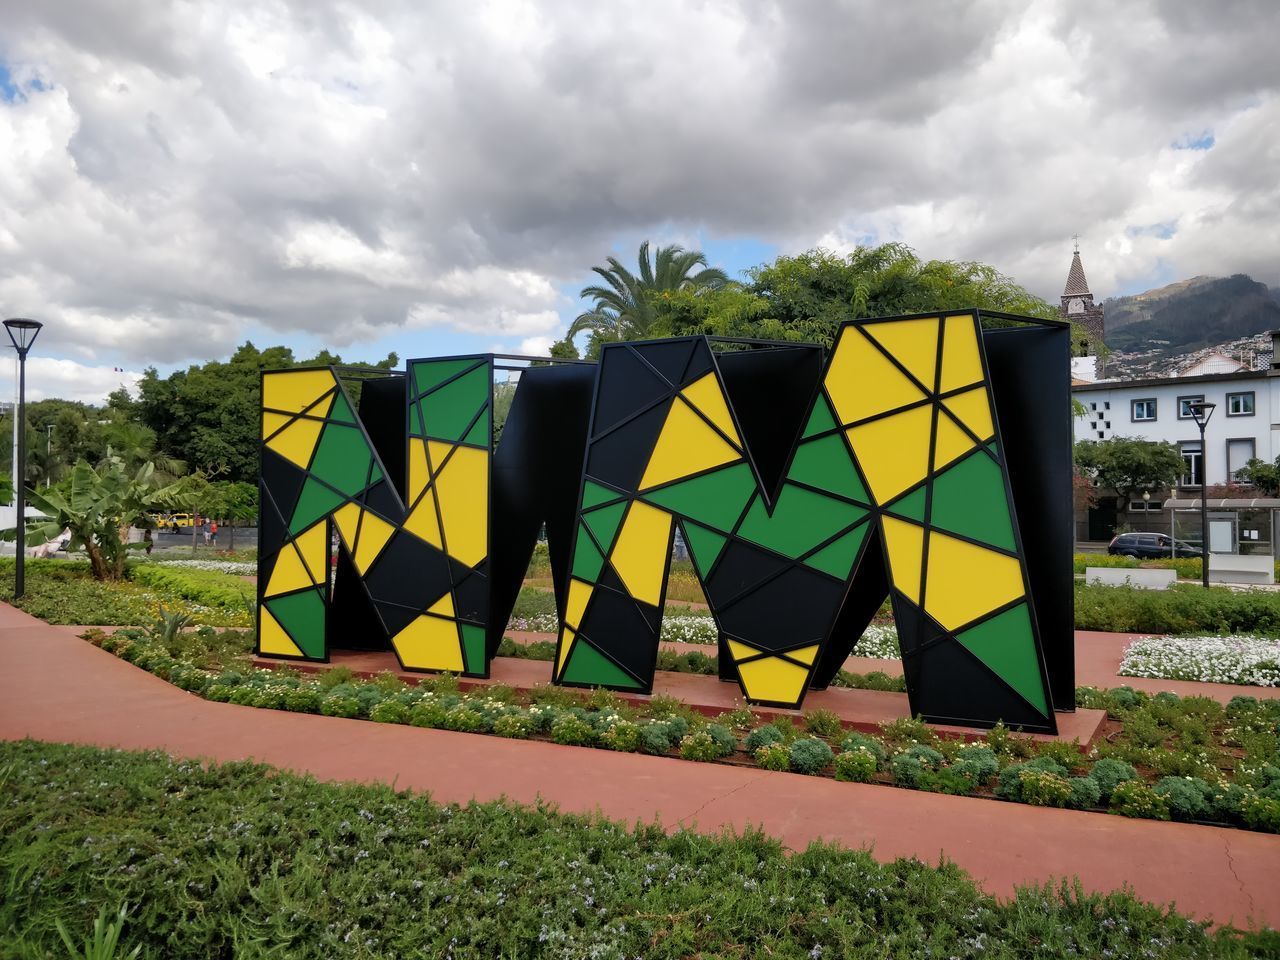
[1188,400,1216,590]
[4,318,43,600]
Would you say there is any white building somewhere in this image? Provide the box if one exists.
[1071,336,1280,545]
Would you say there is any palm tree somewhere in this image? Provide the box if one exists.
[569,241,729,343]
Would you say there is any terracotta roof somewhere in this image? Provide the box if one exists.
[1063,251,1091,298]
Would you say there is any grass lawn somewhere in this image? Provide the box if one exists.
[2,740,1274,959]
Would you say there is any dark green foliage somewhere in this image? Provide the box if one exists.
[996,757,1069,802]
[1110,781,1172,821]
[839,732,887,766]
[1090,758,1143,802]
[802,708,844,739]
[891,745,945,788]
[834,749,878,783]
[950,746,1000,785]
[1074,583,1280,635]
[832,669,907,692]
[678,731,722,762]
[704,724,737,757]
[744,724,783,753]
[788,737,834,775]
[1019,770,1074,808]
[1069,776,1103,810]
[1154,776,1214,821]
[753,742,790,771]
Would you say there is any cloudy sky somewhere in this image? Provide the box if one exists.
[1,0,1277,402]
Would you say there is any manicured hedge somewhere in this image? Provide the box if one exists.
[2,740,1273,959]
[1075,582,1280,635]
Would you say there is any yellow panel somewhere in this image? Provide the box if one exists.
[403,492,443,548]
[353,511,395,573]
[265,543,311,597]
[609,501,673,607]
[408,438,432,503]
[825,326,927,425]
[788,644,819,666]
[882,516,924,604]
[262,411,290,441]
[639,398,742,491]
[332,501,362,550]
[737,656,809,705]
[680,373,741,447]
[427,592,454,618]
[845,403,934,503]
[262,369,338,416]
[864,317,940,391]
[939,315,985,393]
[293,521,328,585]
[265,415,325,469]
[925,532,1025,631]
[259,607,305,658]
[393,614,463,672]
[726,638,759,662]
[565,578,592,630]
[557,627,576,673]
[944,386,995,442]
[429,441,489,567]
[933,411,976,471]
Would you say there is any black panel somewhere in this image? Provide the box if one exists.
[260,449,308,527]
[330,545,389,650]
[982,321,1074,710]
[373,600,419,637]
[809,525,890,689]
[584,400,669,492]
[591,344,671,438]
[680,340,715,384]
[361,479,402,520]
[357,376,409,502]
[452,566,488,624]
[361,531,454,610]
[578,587,662,684]
[633,338,697,387]
[717,566,845,653]
[489,363,596,654]
[913,635,1054,731]
[717,346,824,503]
[702,536,788,606]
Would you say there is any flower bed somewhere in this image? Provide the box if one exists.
[146,558,257,576]
[81,626,1280,834]
[1119,636,1280,687]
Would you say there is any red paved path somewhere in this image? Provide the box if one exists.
[6,604,1278,930]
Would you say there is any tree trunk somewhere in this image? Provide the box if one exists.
[229,523,236,550]
[83,539,110,582]
[112,522,131,580]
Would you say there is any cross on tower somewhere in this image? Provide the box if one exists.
[1072,234,1080,253]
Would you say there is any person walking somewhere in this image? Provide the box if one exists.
[201,519,211,546]
[210,520,219,547]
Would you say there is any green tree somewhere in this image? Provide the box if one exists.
[22,458,189,581]
[1237,457,1280,495]
[569,241,729,349]
[1073,438,1186,504]
[206,480,258,550]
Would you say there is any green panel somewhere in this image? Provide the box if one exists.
[581,480,621,511]
[929,451,1016,551]
[410,402,425,438]
[641,462,757,532]
[786,434,868,502]
[309,424,373,497]
[571,523,605,582]
[461,624,486,674]
[955,603,1048,716]
[583,501,627,555]
[561,639,641,689]
[328,392,357,425]
[368,462,384,486]
[462,413,490,448]
[289,477,345,534]
[421,366,489,442]
[412,357,476,397]
[803,393,838,438]
[266,588,326,659]
[683,521,727,579]
[886,485,926,523]
[803,521,868,579]
[737,483,867,559]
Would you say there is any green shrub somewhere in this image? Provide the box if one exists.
[129,563,253,615]
[1110,780,1171,820]
[408,701,447,728]
[802,709,844,740]
[369,701,409,724]
[704,724,736,757]
[995,757,1067,801]
[1240,793,1280,832]
[754,743,790,771]
[1032,740,1085,772]
[492,714,532,739]
[443,705,490,733]
[282,688,321,713]
[950,746,999,785]
[1089,758,1140,801]
[1074,582,1280,636]
[834,749,878,783]
[550,713,596,747]
[319,694,361,719]
[204,683,232,702]
[788,738,834,775]
[890,745,944,788]
[1068,776,1102,810]
[1019,769,1074,808]
[639,723,675,755]
[744,725,783,753]
[679,731,722,762]
[1153,776,1213,821]
[838,732,886,766]
[602,720,642,752]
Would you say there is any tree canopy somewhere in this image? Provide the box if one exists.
[1073,438,1186,503]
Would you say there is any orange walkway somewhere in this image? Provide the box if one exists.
[3,604,1277,930]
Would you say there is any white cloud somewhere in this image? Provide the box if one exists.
[0,0,1276,385]
[0,356,142,404]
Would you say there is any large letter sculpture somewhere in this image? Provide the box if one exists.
[554,311,1065,731]
[258,310,1071,732]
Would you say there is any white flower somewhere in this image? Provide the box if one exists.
[1119,635,1280,687]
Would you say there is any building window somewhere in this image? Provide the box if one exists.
[1180,441,1203,486]
[1178,395,1205,420]
[1226,392,1255,417]
[1131,398,1157,421]
[1227,438,1256,479]
[1128,498,1160,513]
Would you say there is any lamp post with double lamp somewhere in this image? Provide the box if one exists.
[1188,400,1216,589]
[4,318,43,599]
